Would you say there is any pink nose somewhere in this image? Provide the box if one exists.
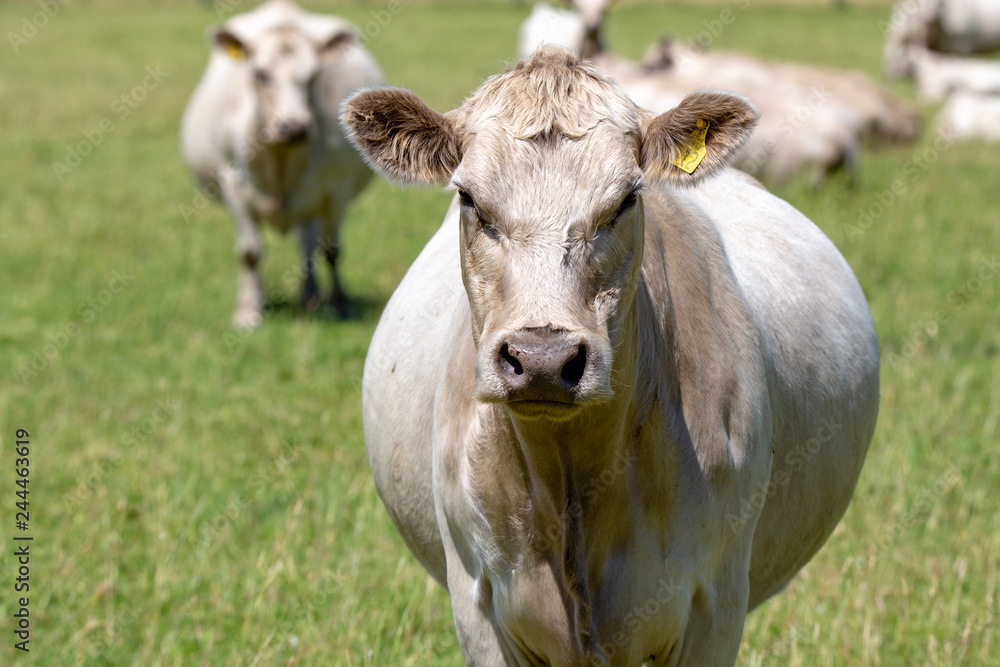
[493,328,588,402]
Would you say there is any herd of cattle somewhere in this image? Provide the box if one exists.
[179,0,992,664]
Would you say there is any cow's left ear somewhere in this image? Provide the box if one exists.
[318,28,356,61]
[341,87,462,185]
[214,28,250,61]
[639,90,759,185]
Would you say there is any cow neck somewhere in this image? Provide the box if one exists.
[501,294,654,649]
[250,141,306,221]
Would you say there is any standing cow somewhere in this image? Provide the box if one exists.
[181,0,383,328]
[344,46,879,665]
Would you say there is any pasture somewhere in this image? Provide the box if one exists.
[0,0,997,664]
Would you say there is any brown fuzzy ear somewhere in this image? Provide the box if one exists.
[319,29,355,61]
[340,88,461,185]
[214,29,250,61]
[640,90,759,185]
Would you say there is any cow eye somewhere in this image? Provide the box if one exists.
[615,191,638,219]
[458,189,476,211]
[602,190,637,231]
[458,189,499,237]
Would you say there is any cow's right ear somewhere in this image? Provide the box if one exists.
[213,29,250,61]
[639,90,758,186]
[340,88,461,186]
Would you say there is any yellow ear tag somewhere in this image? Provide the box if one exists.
[672,119,710,174]
[223,42,244,60]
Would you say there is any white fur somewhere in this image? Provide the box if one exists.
[937,90,1000,140]
[906,46,1000,100]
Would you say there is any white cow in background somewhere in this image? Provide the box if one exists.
[181,0,383,328]
[518,4,589,60]
[937,90,1000,141]
[344,46,879,665]
[519,0,609,59]
[901,45,1000,100]
[885,0,1000,78]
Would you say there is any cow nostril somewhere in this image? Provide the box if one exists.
[560,345,586,388]
[276,122,309,143]
[499,343,523,376]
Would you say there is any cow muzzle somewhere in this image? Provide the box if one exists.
[475,327,612,419]
[272,119,311,145]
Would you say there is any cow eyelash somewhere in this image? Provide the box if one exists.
[603,190,638,230]
[458,189,500,237]
[457,189,476,210]
[615,191,638,219]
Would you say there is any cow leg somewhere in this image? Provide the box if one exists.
[668,564,749,666]
[298,219,321,311]
[222,180,265,329]
[318,203,351,318]
[323,243,351,319]
[443,541,513,666]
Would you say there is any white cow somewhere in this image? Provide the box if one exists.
[518,4,588,60]
[181,0,383,328]
[885,0,1000,78]
[903,45,1000,100]
[343,46,879,665]
[518,0,610,60]
[937,90,1000,141]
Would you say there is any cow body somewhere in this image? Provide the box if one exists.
[937,90,1000,141]
[345,48,879,665]
[181,0,383,327]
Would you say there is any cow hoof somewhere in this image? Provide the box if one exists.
[232,309,263,330]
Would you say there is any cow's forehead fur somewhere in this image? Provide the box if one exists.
[252,27,318,75]
[452,47,642,216]
[456,47,640,144]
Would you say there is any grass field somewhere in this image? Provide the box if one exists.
[1,0,998,664]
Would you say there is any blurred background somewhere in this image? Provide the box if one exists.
[0,0,997,664]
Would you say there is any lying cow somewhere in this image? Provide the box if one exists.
[937,90,1000,141]
[885,0,1000,78]
[344,46,879,664]
[902,45,1000,100]
[181,0,383,328]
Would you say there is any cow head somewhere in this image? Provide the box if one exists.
[343,46,757,420]
[215,20,355,145]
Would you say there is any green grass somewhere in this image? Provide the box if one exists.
[0,0,997,665]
